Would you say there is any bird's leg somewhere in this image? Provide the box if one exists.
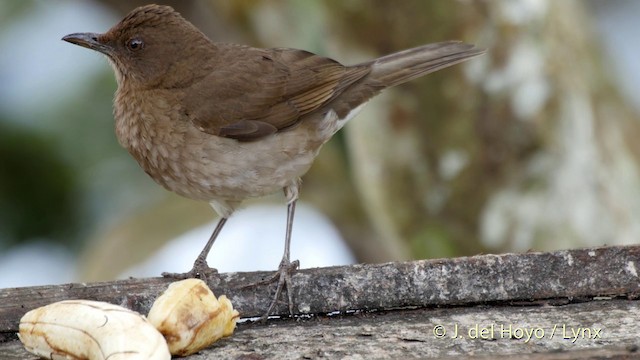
[243,183,301,321]
[245,200,299,321]
[162,217,227,282]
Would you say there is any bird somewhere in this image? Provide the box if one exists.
[62,4,485,319]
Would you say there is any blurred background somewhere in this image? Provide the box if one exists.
[1,0,639,287]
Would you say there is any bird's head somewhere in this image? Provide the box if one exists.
[63,4,214,89]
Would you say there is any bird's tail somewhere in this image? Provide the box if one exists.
[362,41,485,88]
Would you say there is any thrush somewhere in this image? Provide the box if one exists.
[63,4,484,319]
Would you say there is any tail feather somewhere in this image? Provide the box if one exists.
[328,41,484,119]
[363,41,485,88]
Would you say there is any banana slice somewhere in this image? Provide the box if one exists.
[148,279,240,356]
[19,300,170,360]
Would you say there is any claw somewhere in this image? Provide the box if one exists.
[243,259,299,321]
[162,258,218,283]
[162,218,227,282]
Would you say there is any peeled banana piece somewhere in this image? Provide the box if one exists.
[148,279,240,356]
[19,300,171,360]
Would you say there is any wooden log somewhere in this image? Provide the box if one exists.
[1,246,639,358]
[2,246,638,332]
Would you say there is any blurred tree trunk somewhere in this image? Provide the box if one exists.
[323,0,640,258]
[87,0,640,273]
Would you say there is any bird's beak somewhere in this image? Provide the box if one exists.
[62,32,112,55]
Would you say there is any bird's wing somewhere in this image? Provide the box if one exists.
[184,46,370,141]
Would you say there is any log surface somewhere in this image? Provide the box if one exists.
[1,246,639,359]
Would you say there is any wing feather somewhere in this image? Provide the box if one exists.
[185,45,370,141]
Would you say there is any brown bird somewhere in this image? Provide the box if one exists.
[63,4,484,318]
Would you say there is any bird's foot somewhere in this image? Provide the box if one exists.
[243,258,300,322]
[162,257,219,283]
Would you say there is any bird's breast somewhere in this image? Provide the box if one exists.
[112,88,330,203]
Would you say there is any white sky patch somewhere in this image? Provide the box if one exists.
[484,40,549,121]
[590,1,640,111]
[439,149,469,181]
[0,242,76,287]
[0,1,116,122]
[512,73,550,120]
[499,0,549,25]
[121,203,356,277]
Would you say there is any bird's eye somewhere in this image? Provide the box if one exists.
[126,38,144,51]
